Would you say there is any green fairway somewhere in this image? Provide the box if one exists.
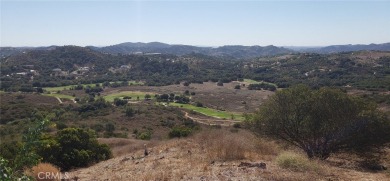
[243,79,277,87]
[103,91,154,102]
[168,103,244,121]
[43,81,144,92]
[43,93,74,100]
[44,85,82,92]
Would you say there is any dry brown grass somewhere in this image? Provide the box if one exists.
[195,128,279,161]
[98,137,159,157]
[70,129,389,181]
[25,163,61,181]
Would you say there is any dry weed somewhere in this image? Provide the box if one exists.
[25,163,61,181]
[276,151,329,174]
[195,128,279,161]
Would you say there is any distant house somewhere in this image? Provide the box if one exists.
[120,65,130,68]
[52,68,69,76]
[30,70,39,75]
[23,65,35,69]
[16,72,28,76]
[79,67,90,72]
[52,68,62,72]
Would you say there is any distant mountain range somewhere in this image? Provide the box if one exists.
[297,43,390,53]
[88,42,293,58]
[1,42,390,58]
[86,42,390,57]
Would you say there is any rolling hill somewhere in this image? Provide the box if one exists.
[91,42,294,58]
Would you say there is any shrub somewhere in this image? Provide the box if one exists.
[37,128,112,171]
[183,118,198,129]
[114,98,128,106]
[55,122,67,130]
[125,106,135,117]
[144,94,152,100]
[0,158,10,180]
[233,123,241,128]
[1,119,50,180]
[123,96,132,100]
[250,85,390,159]
[0,141,21,162]
[195,102,203,107]
[74,84,83,90]
[160,120,175,128]
[169,126,192,138]
[183,82,190,86]
[276,152,320,172]
[91,123,104,132]
[136,131,152,140]
[105,123,115,132]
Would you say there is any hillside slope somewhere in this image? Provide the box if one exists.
[69,130,390,181]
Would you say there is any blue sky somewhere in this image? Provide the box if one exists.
[1,0,390,47]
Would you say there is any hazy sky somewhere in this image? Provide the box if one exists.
[1,0,390,47]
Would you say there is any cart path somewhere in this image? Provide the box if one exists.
[183,111,241,126]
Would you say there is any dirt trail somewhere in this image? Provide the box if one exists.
[183,111,241,126]
[55,97,63,103]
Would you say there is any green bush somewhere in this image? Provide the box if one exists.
[169,126,192,138]
[233,123,241,128]
[1,119,50,180]
[56,122,68,130]
[114,98,128,106]
[37,128,112,171]
[251,85,390,159]
[125,106,135,117]
[0,141,21,163]
[195,102,203,107]
[136,131,152,140]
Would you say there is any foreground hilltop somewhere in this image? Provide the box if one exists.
[69,129,390,181]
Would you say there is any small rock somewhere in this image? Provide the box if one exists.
[238,162,266,169]
[120,157,130,162]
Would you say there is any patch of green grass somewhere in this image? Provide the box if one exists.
[169,103,244,121]
[276,151,321,172]
[243,79,261,84]
[43,93,74,100]
[43,81,143,92]
[243,79,277,87]
[127,81,144,86]
[44,85,78,92]
[103,91,153,102]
